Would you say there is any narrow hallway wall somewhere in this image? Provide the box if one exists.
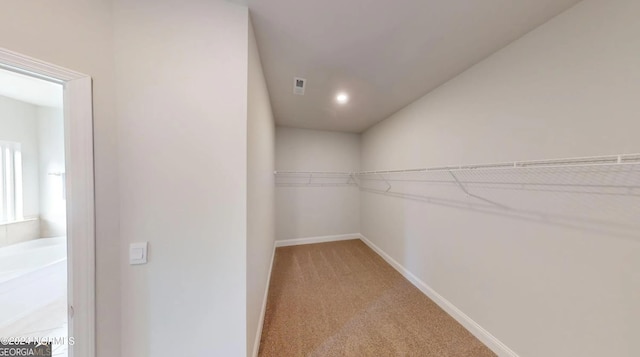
[114,0,250,355]
[247,17,276,357]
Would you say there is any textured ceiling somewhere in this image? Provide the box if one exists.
[244,0,582,132]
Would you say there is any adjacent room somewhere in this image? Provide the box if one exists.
[1,0,638,356]
[0,68,68,356]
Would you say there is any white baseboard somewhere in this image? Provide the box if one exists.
[252,242,277,357]
[275,233,360,247]
[358,234,519,357]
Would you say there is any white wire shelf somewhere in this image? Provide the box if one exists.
[274,171,357,187]
[277,153,640,189]
[357,153,640,175]
[357,153,640,239]
[356,154,640,202]
[276,154,640,239]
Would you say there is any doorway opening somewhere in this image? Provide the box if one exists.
[0,65,68,356]
[0,48,95,357]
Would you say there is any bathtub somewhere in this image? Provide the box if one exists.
[0,237,67,327]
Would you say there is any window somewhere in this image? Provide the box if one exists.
[0,141,23,223]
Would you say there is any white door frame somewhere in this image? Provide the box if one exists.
[0,48,96,357]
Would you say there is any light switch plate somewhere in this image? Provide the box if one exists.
[129,242,148,265]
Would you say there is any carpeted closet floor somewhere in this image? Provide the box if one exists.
[258,239,496,357]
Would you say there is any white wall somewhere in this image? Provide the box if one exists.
[37,106,66,238]
[360,0,640,356]
[0,2,121,355]
[246,18,275,357]
[275,127,360,240]
[0,95,40,219]
[114,0,249,355]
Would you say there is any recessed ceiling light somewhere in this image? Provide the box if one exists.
[336,92,349,104]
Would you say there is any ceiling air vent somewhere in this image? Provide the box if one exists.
[293,77,306,95]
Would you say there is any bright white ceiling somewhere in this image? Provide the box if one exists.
[0,68,63,108]
[243,0,581,133]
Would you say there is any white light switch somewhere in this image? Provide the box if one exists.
[129,242,148,265]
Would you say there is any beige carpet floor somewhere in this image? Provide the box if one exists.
[258,239,496,357]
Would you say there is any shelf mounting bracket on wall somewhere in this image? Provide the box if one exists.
[379,173,392,192]
[448,170,510,210]
[346,173,355,185]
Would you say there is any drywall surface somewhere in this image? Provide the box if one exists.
[0,1,120,355]
[37,106,66,238]
[114,0,249,355]
[275,127,360,240]
[0,96,39,220]
[360,0,640,356]
[246,18,275,357]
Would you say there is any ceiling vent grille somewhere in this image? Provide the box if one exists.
[293,77,306,95]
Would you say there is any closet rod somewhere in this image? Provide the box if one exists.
[357,153,640,175]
